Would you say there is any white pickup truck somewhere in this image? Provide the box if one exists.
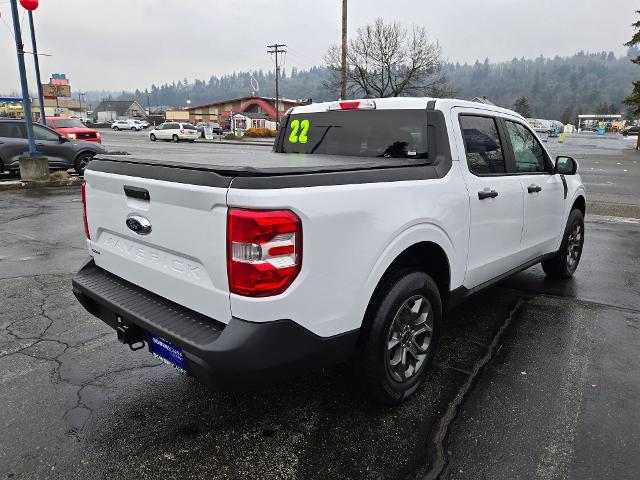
[72,98,585,404]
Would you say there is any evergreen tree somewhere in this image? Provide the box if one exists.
[624,10,640,149]
[513,96,531,117]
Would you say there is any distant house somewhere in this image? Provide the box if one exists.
[92,100,147,122]
[231,112,276,135]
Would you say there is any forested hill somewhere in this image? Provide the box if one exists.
[86,50,639,121]
[443,50,638,122]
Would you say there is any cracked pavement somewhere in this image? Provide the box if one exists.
[1,136,640,479]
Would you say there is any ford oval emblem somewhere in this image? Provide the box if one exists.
[126,214,152,235]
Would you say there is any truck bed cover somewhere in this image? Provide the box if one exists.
[93,150,428,177]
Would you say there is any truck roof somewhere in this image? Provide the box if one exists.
[290,97,523,120]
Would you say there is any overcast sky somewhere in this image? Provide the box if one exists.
[0,0,636,92]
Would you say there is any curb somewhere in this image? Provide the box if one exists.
[0,177,83,191]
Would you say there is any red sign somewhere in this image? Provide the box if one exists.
[19,0,39,11]
[50,78,69,86]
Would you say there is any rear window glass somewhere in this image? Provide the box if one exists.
[182,123,197,130]
[0,122,24,138]
[278,110,428,159]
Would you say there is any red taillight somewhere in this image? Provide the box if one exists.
[81,182,90,240]
[339,101,361,110]
[227,209,302,297]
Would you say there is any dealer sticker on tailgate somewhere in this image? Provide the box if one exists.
[149,334,187,374]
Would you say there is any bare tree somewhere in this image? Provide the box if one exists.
[325,18,454,98]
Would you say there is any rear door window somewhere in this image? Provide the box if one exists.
[167,123,179,130]
[33,124,60,141]
[504,121,549,173]
[0,122,25,138]
[279,110,428,159]
[459,115,506,175]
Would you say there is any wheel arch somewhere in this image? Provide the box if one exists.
[357,239,452,346]
[571,194,586,216]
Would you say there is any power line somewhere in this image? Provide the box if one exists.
[267,43,286,127]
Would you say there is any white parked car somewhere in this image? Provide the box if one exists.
[74,97,586,404]
[148,122,199,142]
[111,119,144,131]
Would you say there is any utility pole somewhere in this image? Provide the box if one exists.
[340,0,348,100]
[267,43,286,127]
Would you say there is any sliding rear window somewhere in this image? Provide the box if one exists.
[278,110,428,160]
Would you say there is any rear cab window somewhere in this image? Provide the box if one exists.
[277,110,428,160]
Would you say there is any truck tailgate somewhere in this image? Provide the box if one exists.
[84,168,231,324]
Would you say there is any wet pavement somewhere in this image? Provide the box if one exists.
[1,134,639,480]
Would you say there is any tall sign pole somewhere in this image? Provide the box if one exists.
[9,0,38,155]
[28,10,47,124]
[340,0,348,100]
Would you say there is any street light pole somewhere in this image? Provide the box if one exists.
[27,10,46,124]
[9,0,38,155]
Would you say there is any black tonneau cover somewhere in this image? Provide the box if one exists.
[94,150,428,177]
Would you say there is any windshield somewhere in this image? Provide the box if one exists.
[51,119,86,128]
[278,109,428,159]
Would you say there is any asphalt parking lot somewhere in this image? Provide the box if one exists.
[1,132,639,479]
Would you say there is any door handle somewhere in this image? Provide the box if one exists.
[527,185,542,193]
[478,189,499,200]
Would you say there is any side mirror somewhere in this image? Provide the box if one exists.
[555,156,577,175]
[59,136,69,143]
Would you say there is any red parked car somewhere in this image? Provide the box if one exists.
[46,117,102,143]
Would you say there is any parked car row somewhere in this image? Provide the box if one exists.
[0,119,105,175]
[111,119,149,131]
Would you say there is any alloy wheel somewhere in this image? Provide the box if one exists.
[567,222,583,271]
[386,294,433,383]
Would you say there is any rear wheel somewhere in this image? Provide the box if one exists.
[149,133,156,141]
[354,269,442,405]
[74,152,94,175]
[172,134,179,143]
[541,209,584,278]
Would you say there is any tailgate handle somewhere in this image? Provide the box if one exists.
[124,185,150,201]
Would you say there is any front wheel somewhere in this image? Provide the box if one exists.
[541,209,584,278]
[74,153,94,175]
[149,133,156,141]
[354,269,442,405]
[113,126,119,131]
[172,134,179,143]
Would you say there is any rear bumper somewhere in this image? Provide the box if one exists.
[72,258,358,388]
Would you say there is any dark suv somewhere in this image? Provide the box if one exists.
[0,119,105,175]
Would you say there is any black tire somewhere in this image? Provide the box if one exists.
[354,268,443,405]
[172,134,179,143]
[150,133,156,141]
[113,126,119,131]
[74,152,94,175]
[541,209,584,278]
